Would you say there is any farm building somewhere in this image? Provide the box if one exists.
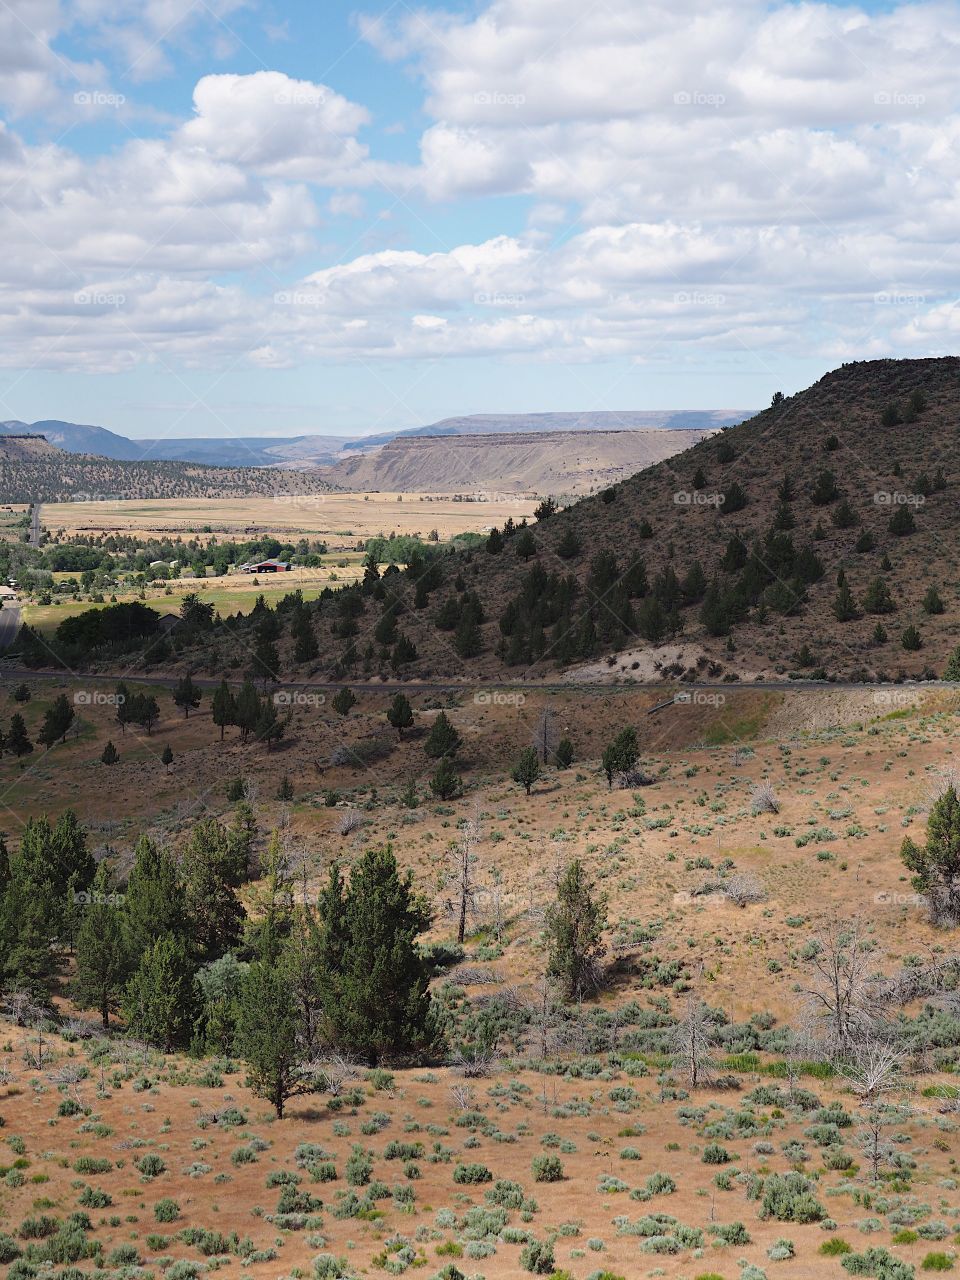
[238,558,291,573]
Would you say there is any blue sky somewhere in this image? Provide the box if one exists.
[0,0,957,440]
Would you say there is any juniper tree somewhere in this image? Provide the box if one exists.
[211,679,236,741]
[7,713,32,757]
[332,686,357,716]
[173,673,201,717]
[430,757,462,800]
[512,746,541,796]
[901,785,960,925]
[601,727,639,788]
[73,863,126,1028]
[425,710,462,759]
[122,836,187,963]
[387,692,414,738]
[316,845,435,1063]
[123,933,198,1052]
[100,740,119,765]
[544,859,607,1001]
[236,952,309,1119]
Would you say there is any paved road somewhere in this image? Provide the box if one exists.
[0,599,20,652]
[0,662,949,697]
[28,503,40,547]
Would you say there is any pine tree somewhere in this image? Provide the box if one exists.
[73,863,126,1028]
[122,837,187,963]
[544,859,608,1002]
[101,740,119,765]
[485,527,503,554]
[234,679,262,743]
[902,625,922,651]
[173,673,201,717]
[7,713,32,757]
[889,505,916,536]
[455,608,483,657]
[254,702,285,749]
[132,694,160,734]
[430,758,462,800]
[424,711,462,759]
[515,529,537,560]
[115,682,131,734]
[512,746,541,796]
[161,744,174,772]
[317,846,435,1063]
[332,686,357,716]
[863,577,895,614]
[236,954,307,1118]
[181,819,244,964]
[555,738,574,769]
[602,727,639,788]
[387,693,414,738]
[292,609,319,663]
[212,679,236,741]
[832,579,858,622]
[123,933,198,1052]
[923,586,945,615]
[38,693,74,748]
[944,646,960,681]
[901,786,960,924]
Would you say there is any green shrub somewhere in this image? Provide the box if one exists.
[154,1198,180,1223]
[453,1162,492,1184]
[701,1143,730,1165]
[345,1147,373,1187]
[760,1171,825,1223]
[135,1154,166,1179]
[923,1257,954,1273]
[519,1238,555,1274]
[531,1154,564,1182]
[821,1239,853,1256]
[77,1187,111,1209]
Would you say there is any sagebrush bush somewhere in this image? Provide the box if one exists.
[153,1198,180,1223]
[532,1154,564,1182]
[453,1162,493,1184]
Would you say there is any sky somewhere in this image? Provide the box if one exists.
[0,0,958,441]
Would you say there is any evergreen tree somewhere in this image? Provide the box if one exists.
[73,863,126,1028]
[889,505,916,536]
[212,679,236,741]
[236,954,308,1118]
[101,740,119,765]
[863,577,895,614]
[387,693,414,738]
[38,693,74,748]
[430,758,462,800]
[944,645,960,681]
[391,634,418,669]
[832,579,858,622]
[902,624,922,651]
[515,529,537,560]
[12,682,30,703]
[181,819,244,964]
[555,738,574,769]
[317,846,435,1063]
[173,673,201,717]
[234,679,262,743]
[122,837,187,963]
[7,713,32,757]
[923,586,945,615]
[602,727,639,788]
[254,701,285,749]
[486,527,503,554]
[901,786,960,924]
[512,746,541,796]
[424,710,462,759]
[123,933,198,1052]
[556,527,582,560]
[455,607,483,657]
[161,744,174,772]
[292,609,319,663]
[332,686,357,716]
[544,859,608,1002]
[132,694,160,734]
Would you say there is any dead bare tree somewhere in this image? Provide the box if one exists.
[842,1038,903,1103]
[800,920,879,1062]
[672,993,717,1088]
[857,1100,910,1183]
[532,707,560,764]
[446,809,483,945]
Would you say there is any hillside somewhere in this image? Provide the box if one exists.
[341,407,754,450]
[0,443,333,504]
[323,427,713,495]
[212,356,960,686]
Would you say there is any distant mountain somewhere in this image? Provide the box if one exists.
[325,427,715,496]
[341,409,755,452]
[0,421,351,468]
